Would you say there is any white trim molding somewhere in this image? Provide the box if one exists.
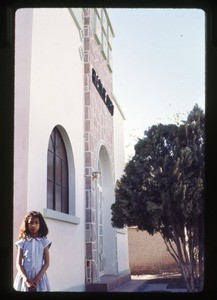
[43,208,80,224]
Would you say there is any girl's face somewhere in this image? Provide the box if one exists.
[27,217,40,237]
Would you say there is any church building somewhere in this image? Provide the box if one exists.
[13,8,130,291]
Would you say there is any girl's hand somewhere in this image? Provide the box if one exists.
[25,278,37,288]
[28,286,37,292]
[25,279,32,288]
[32,276,40,286]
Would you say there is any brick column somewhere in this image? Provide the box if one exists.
[84,8,114,283]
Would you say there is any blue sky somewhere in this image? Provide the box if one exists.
[107,8,205,160]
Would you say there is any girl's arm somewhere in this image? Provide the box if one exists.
[16,247,36,288]
[33,245,50,285]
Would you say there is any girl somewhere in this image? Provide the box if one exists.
[13,211,52,292]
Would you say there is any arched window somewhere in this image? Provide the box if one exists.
[47,127,69,213]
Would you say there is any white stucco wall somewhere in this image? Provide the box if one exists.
[116,228,130,274]
[113,95,126,180]
[113,96,130,274]
[14,8,85,291]
[14,9,33,273]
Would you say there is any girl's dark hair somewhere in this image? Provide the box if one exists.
[19,211,49,239]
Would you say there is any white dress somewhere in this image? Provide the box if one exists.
[13,237,52,292]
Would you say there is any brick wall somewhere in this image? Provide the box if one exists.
[128,227,180,275]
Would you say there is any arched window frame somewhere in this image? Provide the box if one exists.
[45,126,80,224]
[47,126,69,213]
